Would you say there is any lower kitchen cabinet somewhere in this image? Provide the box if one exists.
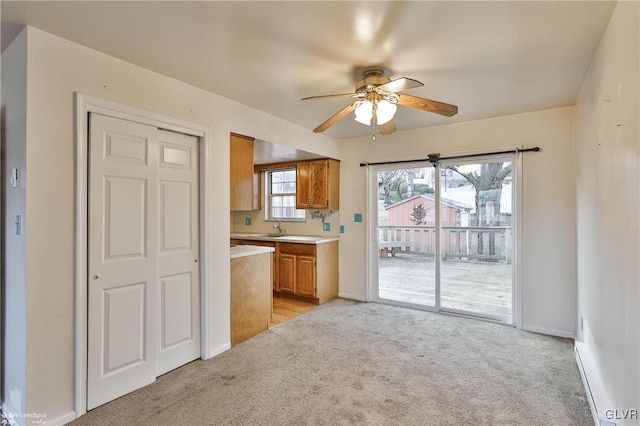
[230,237,338,305]
[278,241,337,304]
[278,253,296,293]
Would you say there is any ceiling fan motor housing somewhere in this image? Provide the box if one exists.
[355,69,391,93]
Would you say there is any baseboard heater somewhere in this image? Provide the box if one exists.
[575,342,616,426]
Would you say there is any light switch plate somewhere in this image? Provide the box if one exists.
[323,223,330,231]
[354,213,363,222]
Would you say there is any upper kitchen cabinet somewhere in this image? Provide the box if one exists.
[296,159,340,210]
[230,133,259,211]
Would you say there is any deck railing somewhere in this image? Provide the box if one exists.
[378,225,512,264]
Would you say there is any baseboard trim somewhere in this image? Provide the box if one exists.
[337,292,367,302]
[522,324,574,338]
[575,342,616,426]
[207,343,231,359]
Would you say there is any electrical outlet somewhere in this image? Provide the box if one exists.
[340,225,345,234]
[245,218,251,226]
[323,223,330,232]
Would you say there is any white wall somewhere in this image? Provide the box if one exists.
[575,1,639,421]
[13,26,340,423]
[1,29,28,425]
[339,107,577,336]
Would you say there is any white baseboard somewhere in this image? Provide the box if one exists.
[575,341,616,426]
[207,343,231,359]
[337,292,367,302]
[522,324,575,339]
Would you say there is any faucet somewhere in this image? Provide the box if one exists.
[273,221,284,236]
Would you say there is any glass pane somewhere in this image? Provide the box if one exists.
[377,166,436,307]
[271,171,284,183]
[272,196,282,207]
[440,160,513,323]
[283,170,296,181]
[271,207,282,218]
[272,183,284,194]
[283,182,295,193]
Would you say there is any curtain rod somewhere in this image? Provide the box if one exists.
[359,147,540,167]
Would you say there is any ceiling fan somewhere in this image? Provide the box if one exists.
[302,68,458,138]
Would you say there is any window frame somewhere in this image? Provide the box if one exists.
[265,168,306,221]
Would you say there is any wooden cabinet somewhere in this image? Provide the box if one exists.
[230,238,339,305]
[277,241,337,304]
[278,254,296,293]
[230,251,272,346]
[231,239,278,290]
[296,256,316,298]
[230,133,259,211]
[296,159,340,210]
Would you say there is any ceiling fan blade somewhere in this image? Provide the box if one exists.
[397,93,458,117]
[313,103,357,133]
[379,120,396,135]
[302,93,360,101]
[376,77,423,93]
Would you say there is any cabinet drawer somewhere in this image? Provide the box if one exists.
[279,242,316,256]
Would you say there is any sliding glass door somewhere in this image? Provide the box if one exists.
[375,165,436,309]
[372,155,515,324]
[438,158,513,322]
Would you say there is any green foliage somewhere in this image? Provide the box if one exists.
[414,183,434,194]
[398,181,409,197]
[388,191,403,204]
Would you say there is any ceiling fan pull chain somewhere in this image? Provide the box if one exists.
[372,105,378,140]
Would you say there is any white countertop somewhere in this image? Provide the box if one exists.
[230,244,275,259]
[230,233,340,245]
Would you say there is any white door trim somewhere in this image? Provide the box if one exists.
[74,93,212,416]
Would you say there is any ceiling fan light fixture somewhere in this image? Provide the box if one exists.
[376,99,397,125]
[354,100,373,125]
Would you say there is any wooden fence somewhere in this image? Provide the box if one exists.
[378,225,512,263]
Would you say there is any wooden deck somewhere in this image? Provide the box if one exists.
[378,254,512,323]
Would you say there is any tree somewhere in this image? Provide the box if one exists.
[447,162,511,256]
[378,168,428,205]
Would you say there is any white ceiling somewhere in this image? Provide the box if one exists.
[2,1,616,147]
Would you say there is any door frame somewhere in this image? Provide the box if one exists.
[366,151,523,328]
[74,93,212,416]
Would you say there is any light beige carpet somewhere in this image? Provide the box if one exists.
[70,298,590,425]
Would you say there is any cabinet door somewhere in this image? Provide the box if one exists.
[310,160,329,208]
[296,255,316,298]
[296,161,312,208]
[230,133,255,211]
[279,254,296,294]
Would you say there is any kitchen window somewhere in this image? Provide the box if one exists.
[267,169,305,220]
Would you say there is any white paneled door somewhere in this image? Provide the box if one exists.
[155,129,200,376]
[87,114,200,410]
